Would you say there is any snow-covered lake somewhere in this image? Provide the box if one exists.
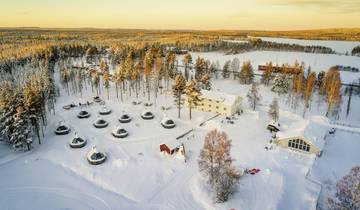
[258,37,360,55]
[184,51,360,83]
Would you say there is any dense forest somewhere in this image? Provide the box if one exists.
[248,28,360,41]
[1,28,344,73]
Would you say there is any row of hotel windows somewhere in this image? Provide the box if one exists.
[288,139,310,152]
[200,108,224,114]
[200,103,227,111]
[206,99,220,103]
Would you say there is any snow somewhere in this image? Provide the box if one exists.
[183,51,360,83]
[1,48,360,209]
[200,89,238,106]
[276,116,328,150]
[258,37,360,55]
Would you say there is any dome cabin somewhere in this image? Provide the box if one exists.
[87,146,106,165]
[141,110,154,120]
[77,110,91,119]
[93,117,109,128]
[55,122,71,135]
[111,125,129,138]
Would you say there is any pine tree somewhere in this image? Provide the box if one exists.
[200,73,211,90]
[0,81,17,144]
[268,98,279,121]
[239,61,254,84]
[86,46,98,63]
[303,71,317,116]
[247,82,261,110]
[11,105,32,150]
[317,71,326,89]
[182,53,192,81]
[132,62,141,98]
[103,70,110,100]
[261,62,273,86]
[144,49,154,101]
[325,68,341,117]
[92,71,100,96]
[164,51,177,83]
[154,51,164,98]
[23,79,41,144]
[271,74,289,94]
[42,70,57,114]
[222,60,231,79]
[230,58,240,80]
[60,67,70,95]
[292,70,304,110]
[198,129,241,203]
[172,74,186,118]
[125,51,134,97]
[99,59,109,73]
[195,57,207,81]
[116,62,126,101]
[185,80,201,120]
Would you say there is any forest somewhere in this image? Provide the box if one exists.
[0,28,357,152]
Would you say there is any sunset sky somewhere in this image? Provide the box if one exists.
[1,0,359,30]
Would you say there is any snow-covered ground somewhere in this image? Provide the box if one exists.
[258,37,360,55]
[182,51,360,84]
[1,48,360,209]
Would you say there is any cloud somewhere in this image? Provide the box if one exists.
[256,0,360,13]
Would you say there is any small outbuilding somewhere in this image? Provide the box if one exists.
[159,142,186,161]
[267,121,280,133]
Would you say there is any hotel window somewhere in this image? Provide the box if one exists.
[216,106,219,109]
[288,139,311,152]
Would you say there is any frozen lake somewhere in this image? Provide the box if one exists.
[258,37,360,55]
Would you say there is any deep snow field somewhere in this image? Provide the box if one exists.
[258,37,360,55]
[1,47,360,210]
[1,78,359,210]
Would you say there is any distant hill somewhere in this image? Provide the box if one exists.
[247,28,360,42]
[1,27,359,41]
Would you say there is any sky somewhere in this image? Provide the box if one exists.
[0,0,359,30]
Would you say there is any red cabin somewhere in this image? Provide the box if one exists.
[160,144,171,155]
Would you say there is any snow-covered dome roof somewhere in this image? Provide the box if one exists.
[113,125,125,132]
[96,118,106,123]
[161,117,174,125]
[100,106,110,111]
[120,113,130,119]
[142,110,153,116]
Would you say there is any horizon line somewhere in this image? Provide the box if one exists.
[1,26,360,32]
